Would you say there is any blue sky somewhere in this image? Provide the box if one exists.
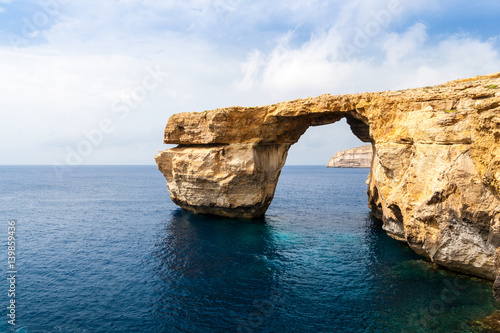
[1,0,499,166]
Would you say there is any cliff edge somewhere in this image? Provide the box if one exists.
[155,73,500,290]
[327,145,373,168]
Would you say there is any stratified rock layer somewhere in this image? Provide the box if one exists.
[327,145,373,168]
[155,73,500,285]
[155,143,289,218]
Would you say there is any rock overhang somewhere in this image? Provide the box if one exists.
[155,72,500,290]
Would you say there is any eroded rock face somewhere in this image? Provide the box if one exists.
[155,143,290,218]
[155,73,500,283]
[327,145,373,168]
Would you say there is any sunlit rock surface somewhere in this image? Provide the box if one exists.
[156,73,500,285]
[327,145,373,168]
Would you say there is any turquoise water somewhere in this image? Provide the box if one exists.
[0,165,498,332]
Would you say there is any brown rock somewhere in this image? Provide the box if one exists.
[155,72,500,282]
[155,143,290,219]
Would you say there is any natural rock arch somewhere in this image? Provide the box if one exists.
[156,104,373,219]
[156,73,500,285]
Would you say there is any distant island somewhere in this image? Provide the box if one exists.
[326,145,372,168]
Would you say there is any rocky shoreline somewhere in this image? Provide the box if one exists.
[156,72,500,295]
[327,145,372,168]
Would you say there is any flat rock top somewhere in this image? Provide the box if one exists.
[332,145,372,156]
[164,72,500,145]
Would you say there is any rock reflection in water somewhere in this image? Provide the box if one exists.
[149,210,282,332]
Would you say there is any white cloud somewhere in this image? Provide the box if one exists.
[0,0,499,165]
[0,22,245,165]
[234,2,500,164]
[238,22,500,96]
[383,22,427,65]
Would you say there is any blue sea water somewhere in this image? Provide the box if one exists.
[0,165,498,333]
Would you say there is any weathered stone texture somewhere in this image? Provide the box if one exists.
[156,72,500,284]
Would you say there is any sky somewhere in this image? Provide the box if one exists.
[1,0,499,166]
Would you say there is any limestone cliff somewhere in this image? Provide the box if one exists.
[155,73,500,287]
[327,145,373,168]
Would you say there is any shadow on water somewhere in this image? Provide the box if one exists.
[149,209,282,332]
[3,166,499,332]
[147,207,500,333]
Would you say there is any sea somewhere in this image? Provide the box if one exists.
[0,165,499,333]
